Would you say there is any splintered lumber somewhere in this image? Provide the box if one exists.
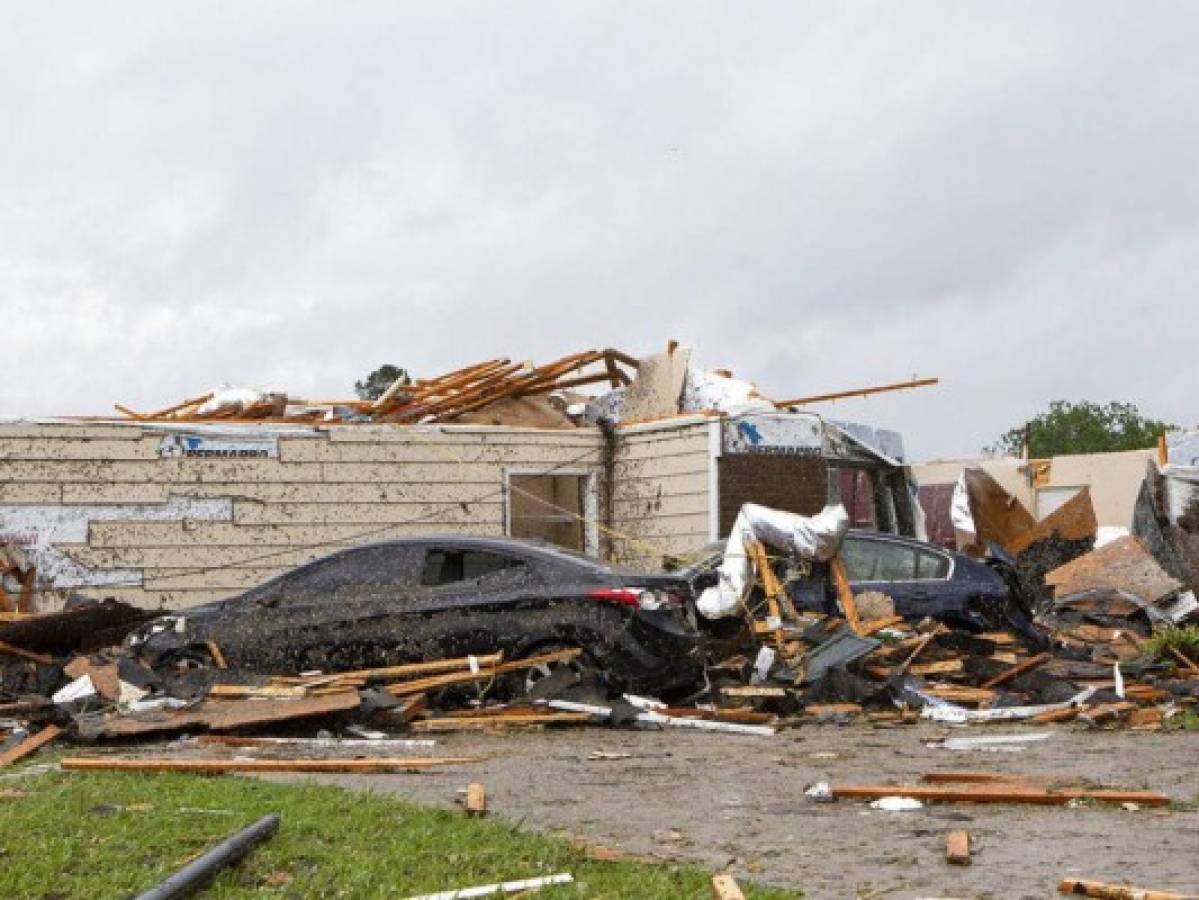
[0,640,53,666]
[860,615,907,636]
[745,539,785,645]
[711,873,747,900]
[1057,879,1191,899]
[830,783,1170,807]
[945,830,971,865]
[909,659,964,676]
[774,377,939,408]
[384,649,582,697]
[272,653,506,687]
[829,555,862,634]
[62,757,478,774]
[464,782,487,817]
[207,684,309,699]
[0,724,62,767]
[205,641,228,670]
[981,652,1053,689]
[920,685,996,705]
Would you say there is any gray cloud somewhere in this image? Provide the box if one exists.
[2,2,1195,458]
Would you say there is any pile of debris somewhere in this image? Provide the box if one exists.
[110,342,936,429]
[3,483,1198,773]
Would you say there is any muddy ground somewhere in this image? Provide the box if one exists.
[264,722,1199,899]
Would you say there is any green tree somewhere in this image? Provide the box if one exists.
[989,400,1175,457]
[354,364,410,401]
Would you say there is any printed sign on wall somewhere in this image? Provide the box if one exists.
[159,433,279,459]
[722,413,824,456]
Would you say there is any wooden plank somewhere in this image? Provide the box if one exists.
[464,782,487,817]
[61,756,477,774]
[0,724,62,767]
[830,555,862,633]
[206,641,228,670]
[831,783,1170,807]
[860,615,907,636]
[981,652,1053,689]
[711,874,747,900]
[945,830,971,866]
[384,649,582,697]
[88,690,362,738]
[909,659,964,676]
[273,653,504,685]
[1057,878,1189,899]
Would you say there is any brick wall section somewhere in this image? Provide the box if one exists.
[717,454,828,536]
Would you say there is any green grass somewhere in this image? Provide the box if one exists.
[0,765,800,899]
[1146,624,1199,662]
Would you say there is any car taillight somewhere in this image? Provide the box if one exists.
[586,587,684,611]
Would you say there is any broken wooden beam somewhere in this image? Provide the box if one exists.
[0,724,62,767]
[464,782,487,817]
[61,756,478,774]
[829,556,862,634]
[1057,879,1190,899]
[945,830,971,865]
[711,873,747,900]
[829,783,1170,807]
[980,652,1053,689]
[409,713,592,731]
[384,648,581,697]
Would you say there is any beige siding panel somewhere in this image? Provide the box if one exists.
[173,482,501,504]
[0,437,162,461]
[612,455,710,480]
[614,431,710,462]
[141,568,294,591]
[327,427,601,445]
[612,492,709,517]
[614,471,710,494]
[0,459,324,484]
[73,587,213,609]
[0,424,145,440]
[607,515,710,540]
[319,462,597,483]
[0,483,62,503]
[281,439,603,464]
[61,483,169,504]
[89,518,504,548]
[232,500,504,525]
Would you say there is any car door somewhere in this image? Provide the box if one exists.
[839,535,954,619]
[409,545,543,657]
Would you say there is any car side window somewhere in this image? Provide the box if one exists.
[842,539,951,581]
[420,549,528,587]
[259,545,419,604]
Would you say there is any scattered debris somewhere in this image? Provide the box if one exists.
[403,872,574,900]
[1057,878,1191,899]
[945,830,972,866]
[711,873,747,900]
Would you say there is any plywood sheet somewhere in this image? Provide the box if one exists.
[1045,535,1183,603]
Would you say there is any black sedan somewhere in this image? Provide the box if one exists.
[125,536,704,697]
[678,530,1038,637]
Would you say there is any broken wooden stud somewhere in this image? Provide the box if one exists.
[0,724,62,767]
[830,783,1170,807]
[829,555,863,634]
[465,782,487,817]
[945,830,971,865]
[1057,878,1190,899]
[711,873,747,900]
[205,640,228,670]
[980,651,1053,689]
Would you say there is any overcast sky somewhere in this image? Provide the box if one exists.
[1,2,1195,459]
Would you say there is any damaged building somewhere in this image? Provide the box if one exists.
[0,346,921,611]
